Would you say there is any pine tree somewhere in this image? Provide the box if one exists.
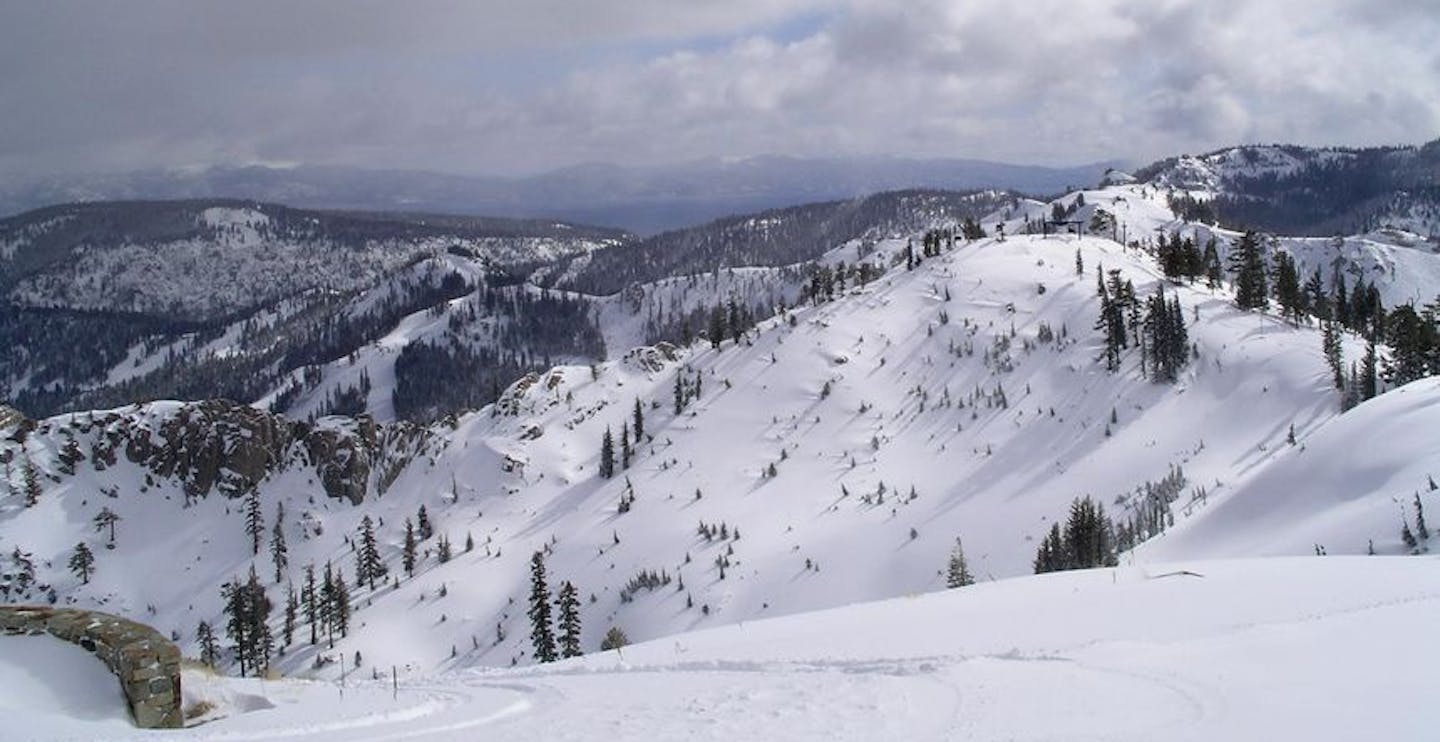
[528,551,557,663]
[1074,248,1083,276]
[621,422,632,470]
[21,456,40,507]
[1361,335,1378,401]
[222,578,249,676]
[283,583,297,648]
[403,518,417,577]
[599,427,616,479]
[92,507,121,546]
[1229,231,1269,310]
[417,505,433,541]
[946,538,974,588]
[1271,250,1303,321]
[437,533,453,563]
[557,581,582,659]
[632,398,645,440]
[1322,320,1345,391]
[1415,493,1430,541]
[302,563,318,645]
[68,542,95,584]
[1202,237,1222,289]
[196,620,219,668]
[707,305,726,349]
[355,512,385,590]
[270,504,288,583]
[247,569,275,675]
[1094,270,1126,371]
[331,571,350,638]
[244,488,264,555]
[320,563,336,647]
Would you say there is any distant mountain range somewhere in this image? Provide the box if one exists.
[1136,138,1440,237]
[0,156,1113,234]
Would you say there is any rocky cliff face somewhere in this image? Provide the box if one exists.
[4,399,430,505]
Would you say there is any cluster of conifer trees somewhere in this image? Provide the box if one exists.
[1033,497,1119,574]
[528,551,583,663]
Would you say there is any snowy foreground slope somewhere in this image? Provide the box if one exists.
[9,557,1439,740]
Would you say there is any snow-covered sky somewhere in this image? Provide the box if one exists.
[2,0,1437,178]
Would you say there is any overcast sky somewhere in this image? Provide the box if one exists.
[2,0,1437,178]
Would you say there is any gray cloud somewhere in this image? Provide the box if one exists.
[0,0,1435,179]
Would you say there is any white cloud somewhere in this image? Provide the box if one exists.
[0,0,1435,177]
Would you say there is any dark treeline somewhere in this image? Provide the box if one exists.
[541,189,1018,296]
[1142,140,1440,236]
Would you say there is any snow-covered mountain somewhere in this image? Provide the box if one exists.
[5,187,1438,688]
[0,157,1111,235]
[2,190,1017,423]
[0,200,627,418]
[1133,139,1440,238]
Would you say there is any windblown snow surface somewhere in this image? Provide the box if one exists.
[7,557,1439,740]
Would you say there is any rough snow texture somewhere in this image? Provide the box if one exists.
[8,558,1439,740]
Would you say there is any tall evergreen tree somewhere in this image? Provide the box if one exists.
[946,538,975,588]
[599,427,616,479]
[1143,287,1189,383]
[331,570,350,638]
[557,580,582,659]
[528,551,557,663]
[302,563,318,645]
[356,515,386,589]
[283,583,297,648]
[403,518,417,577]
[417,505,434,541]
[1202,237,1222,289]
[1229,231,1269,310]
[320,563,336,647]
[270,503,288,583]
[1094,270,1126,371]
[244,488,264,555]
[68,542,95,584]
[1361,335,1379,401]
[196,620,220,668]
[1271,250,1304,321]
[1415,493,1430,541]
[621,422,632,470]
[632,398,645,440]
[1322,320,1345,391]
[1383,304,1439,386]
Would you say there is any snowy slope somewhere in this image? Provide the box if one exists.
[12,218,1432,684]
[1139,376,1440,559]
[8,557,1439,740]
[990,182,1440,310]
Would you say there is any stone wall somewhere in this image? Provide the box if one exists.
[0,605,183,729]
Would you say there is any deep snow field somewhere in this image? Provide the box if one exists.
[7,556,1438,741]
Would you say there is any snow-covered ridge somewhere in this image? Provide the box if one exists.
[8,219,1437,684]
